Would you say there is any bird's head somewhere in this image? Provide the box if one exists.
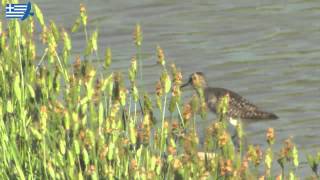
[181,72,208,89]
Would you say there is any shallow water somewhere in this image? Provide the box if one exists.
[34,0,320,175]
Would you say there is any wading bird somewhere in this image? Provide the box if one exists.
[181,72,278,126]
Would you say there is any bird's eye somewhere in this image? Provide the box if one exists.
[192,75,197,81]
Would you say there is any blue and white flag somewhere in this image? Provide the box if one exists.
[5,2,34,20]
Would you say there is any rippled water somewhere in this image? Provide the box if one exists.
[35,0,320,175]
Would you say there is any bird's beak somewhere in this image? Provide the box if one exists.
[180,79,191,89]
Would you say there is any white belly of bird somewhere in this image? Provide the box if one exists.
[229,117,239,126]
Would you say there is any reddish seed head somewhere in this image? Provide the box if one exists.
[218,131,229,147]
[172,158,182,170]
[182,103,193,122]
[80,3,86,13]
[167,146,177,155]
[266,128,275,144]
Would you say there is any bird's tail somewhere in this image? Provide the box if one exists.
[259,111,278,119]
[242,110,278,120]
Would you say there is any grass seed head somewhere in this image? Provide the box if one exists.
[182,103,193,122]
[86,165,96,175]
[218,131,229,147]
[219,159,233,176]
[155,80,163,97]
[80,3,87,26]
[104,47,112,69]
[172,158,182,170]
[157,45,165,67]
[167,146,177,155]
[130,159,138,171]
[134,24,142,46]
[266,128,275,145]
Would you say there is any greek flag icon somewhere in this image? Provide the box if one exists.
[5,2,34,20]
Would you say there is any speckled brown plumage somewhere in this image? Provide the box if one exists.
[205,87,278,120]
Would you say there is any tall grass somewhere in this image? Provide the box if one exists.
[0,3,319,179]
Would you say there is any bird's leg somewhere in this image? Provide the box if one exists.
[228,117,241,149]
[231,131,240,149]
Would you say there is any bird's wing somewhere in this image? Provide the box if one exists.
[211,88,259,117]
[228,92,258,112]
[206,87,277,119]
[206,94,218,113]
[226,90,278,119]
